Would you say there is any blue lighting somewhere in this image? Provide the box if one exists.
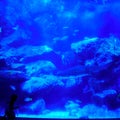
[1,0,120,119]
[42,0,51,4]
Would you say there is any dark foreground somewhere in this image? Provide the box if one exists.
[0,117,82,120]
[0,117,119,120]
[0,116,87,120]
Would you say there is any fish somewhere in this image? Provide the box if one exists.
[10,85,16,91]
[24,97,32,102]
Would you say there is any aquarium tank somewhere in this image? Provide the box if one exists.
[1,0,120,119]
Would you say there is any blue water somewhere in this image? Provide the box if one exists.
[0,0,120,119]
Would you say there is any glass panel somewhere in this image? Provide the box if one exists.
[0,0,120,119]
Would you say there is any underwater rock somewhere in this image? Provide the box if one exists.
[21,74,92,109]
[70,37,100,64]
[65,100,81,117]
[90,55,120,90]
[104,93,120,110]
[71,36,120,66]
[92,89,117,107]
[23,45,52,56]
[22,75,58,93]
[0,70,27,81]
[96,36,120,58]
[22,51,62,69]
[21,99,46,114]
[63,74,88,88]
[22,74,87,94]
[71,37,98,53]
[11,63,26,71]
[25,60,56,76]
[0,45,53,59]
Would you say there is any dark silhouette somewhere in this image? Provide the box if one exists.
[4,94,18,120]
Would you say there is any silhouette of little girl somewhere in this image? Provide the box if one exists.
[4,94,18,120]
